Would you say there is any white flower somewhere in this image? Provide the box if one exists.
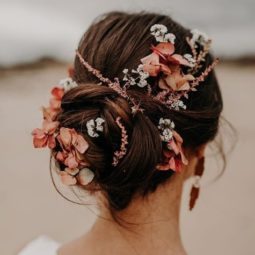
[138,79,148,88]
[162,128,173,142]
[95,117,105,132]
[59,77,78,92]
[155,35,164,42]
[78,168,95,185]
[86,117,105,138]
[184,53,196,67]
[150,24,169,42]
[178,100,187,110]
[164,33,176,44]
[150,24,168,34]
[130,77,136,85]
[65,167,79,176]
[123,68,129,74]
[170,100,187,110]
[190,29,210,46]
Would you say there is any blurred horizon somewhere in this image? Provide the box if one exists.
[1,0,255,68]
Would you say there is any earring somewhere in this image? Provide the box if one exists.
[189,156,205,210]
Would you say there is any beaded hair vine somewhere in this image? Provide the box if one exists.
[32,24,218,186]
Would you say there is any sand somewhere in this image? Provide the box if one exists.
[0,62,254,255]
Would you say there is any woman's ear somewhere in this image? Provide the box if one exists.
[196,144,207,159]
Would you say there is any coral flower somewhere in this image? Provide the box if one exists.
[49,87,64,110]
[141,42,192,77]
[59,171,77,186]
[141,42,194,92]
[57,127,88,154]
[32,120,59,149]
[159,66,194,91]
[56,127,89,169]
[156,131,188,172]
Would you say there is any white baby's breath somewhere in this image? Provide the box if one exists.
[158,118,176,142]
[59,77,78,92]
[190,29,210,46]
[86,117,105,138]
[164,33,176,44]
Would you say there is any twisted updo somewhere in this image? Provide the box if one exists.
[53,11,223,212]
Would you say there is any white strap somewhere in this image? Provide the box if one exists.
[18,235,60,255]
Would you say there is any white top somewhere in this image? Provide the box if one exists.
[18,236,60,255]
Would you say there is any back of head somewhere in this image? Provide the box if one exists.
[34,11,223,214]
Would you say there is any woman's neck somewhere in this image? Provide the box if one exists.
[88,173,187,255]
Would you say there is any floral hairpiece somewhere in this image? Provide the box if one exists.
[74,24,218,171]
[112,117,129,167]
[86,117,105,138]
[156,118,188,172]
[33,24,218,183]
[32,77,97,186]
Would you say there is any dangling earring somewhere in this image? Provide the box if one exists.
[189,156,205,210]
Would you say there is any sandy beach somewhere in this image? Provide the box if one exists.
[0,62,254,255]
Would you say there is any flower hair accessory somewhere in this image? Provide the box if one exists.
[112,117,129,167]
[156,118,188,172]
[32,77,95,186]
[86,117,105,138]
[33,23,218,183]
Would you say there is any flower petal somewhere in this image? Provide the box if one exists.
[64,153,79,169]
[43,120,59,134]
[51,87,64,100]
[32,128,45,139]
[65,167,79,176]
[56,151,67,162]
[170,54,191,66]
[173,131,183,144]
[33,135,48,148]
[73,134,89,154]
[153,42,175,56]
[58,127,72,149]
[42,107,58,121]
[167,139,180,155]
[59,171,77,185]
[141,52,160,65]
[142,64,161,77]
[49,98,61,110]
[47,135,56,149]
[77,168,94,185]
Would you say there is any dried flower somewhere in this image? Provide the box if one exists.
[59,77,78,92]
[86,117,105,138]
[32,120,59,149]
[77,167,95,185]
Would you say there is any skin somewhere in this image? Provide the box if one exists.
[58,145,206,255]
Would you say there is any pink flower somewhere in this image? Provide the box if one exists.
[159,66,194,91]
[49,87,64,110]
[42,106,59,122]
[32,120,59,149]
[156,131,188,172]
[59,171,77,186]
[141,42,191,76]
[141,42,194,92]
[56,127,89,169]
[57,127,88,154]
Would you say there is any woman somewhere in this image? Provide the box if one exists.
[21,11,223,255]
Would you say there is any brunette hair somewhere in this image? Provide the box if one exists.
[53,11,223,214]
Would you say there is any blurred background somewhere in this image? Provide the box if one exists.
[0,0,254,254]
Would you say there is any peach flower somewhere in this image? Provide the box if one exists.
[56,127,89,169]
[49,87,64,110]
[156,131,188,172]
[141,42,194,92]
[32,120,59,149]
